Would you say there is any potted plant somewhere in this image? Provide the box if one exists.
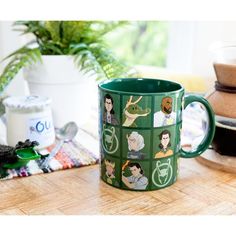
[0,21,132,127]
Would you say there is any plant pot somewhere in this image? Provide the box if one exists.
[24,55,95,128]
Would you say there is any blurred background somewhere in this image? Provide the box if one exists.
[1,21,236,95]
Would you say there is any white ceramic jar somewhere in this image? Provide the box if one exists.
[3,95,55,149]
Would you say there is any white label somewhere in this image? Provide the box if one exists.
[28,115,55,148]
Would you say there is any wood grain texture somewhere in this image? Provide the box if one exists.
[1,158,236,215]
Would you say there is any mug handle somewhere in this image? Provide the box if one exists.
[180,94,215,158]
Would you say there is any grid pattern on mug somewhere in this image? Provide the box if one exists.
[100,90,184,191]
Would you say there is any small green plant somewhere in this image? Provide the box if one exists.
[0,21,132,93]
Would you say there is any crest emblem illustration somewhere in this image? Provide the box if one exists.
[102,125,119,154]
[152,159,173,188]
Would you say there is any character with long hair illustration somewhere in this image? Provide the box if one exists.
[126,131,145,159]
[155,129,173,158]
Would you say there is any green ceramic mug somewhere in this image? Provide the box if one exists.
[98,78,215,191]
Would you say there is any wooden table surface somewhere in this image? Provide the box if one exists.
[1,105,236,215]
[1,156,236,215]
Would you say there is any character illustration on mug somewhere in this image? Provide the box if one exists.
[155,130,173,158]
[123,96,151,127]
[103,159,119,186]
[154,96,176,127]
[122,162,148,190]
[126,131,145,159]
[103,94,119,125]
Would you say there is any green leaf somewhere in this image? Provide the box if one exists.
[44,21,62,42]
[0,47,41,94]
[0,21,133,94]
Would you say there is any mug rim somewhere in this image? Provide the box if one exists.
[98,78,184,95]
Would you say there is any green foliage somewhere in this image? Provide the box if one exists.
[105,21,168,67]
[0,47,41,92]
[0,21,132,94]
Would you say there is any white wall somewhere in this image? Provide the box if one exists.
[0,21,28,96]
[167,21,236,87]
[167,22,196,73]
[0,22,21,60]
[192,22,236,77]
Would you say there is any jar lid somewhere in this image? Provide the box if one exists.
[3,95,51,111]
